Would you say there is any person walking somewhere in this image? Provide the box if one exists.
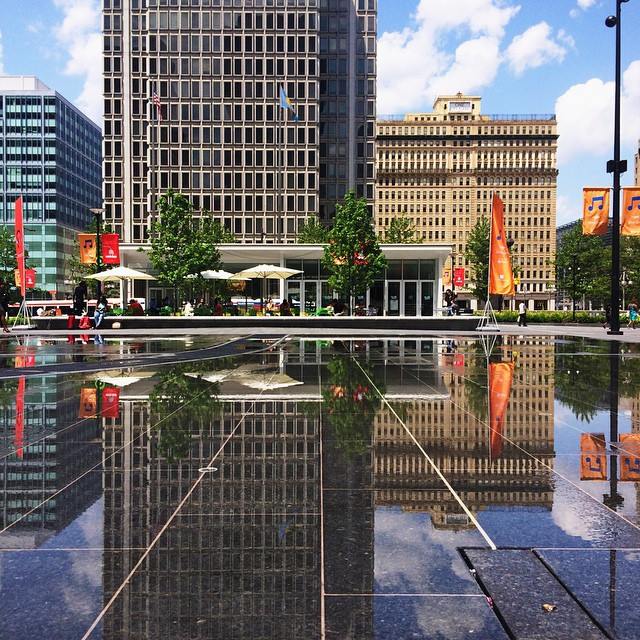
[603,305,612,329]
[73,281,88,315]
[517,300,527,327]
[0,279,11,333]
[628,300,638,329]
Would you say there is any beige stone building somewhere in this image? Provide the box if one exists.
[376,94,558,310]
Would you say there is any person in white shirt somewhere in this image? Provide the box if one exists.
[517,301,527,327]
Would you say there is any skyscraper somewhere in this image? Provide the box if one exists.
[377,95,558,310]
[0,76,101,295]
[102,0,376,245]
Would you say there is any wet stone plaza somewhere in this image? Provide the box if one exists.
[1,333,640,639]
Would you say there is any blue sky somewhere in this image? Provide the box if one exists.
[0,0,639,225]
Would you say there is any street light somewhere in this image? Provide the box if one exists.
[90,207,104,299]
[605,0,631,335]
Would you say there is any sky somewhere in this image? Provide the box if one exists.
[0,0,639,225]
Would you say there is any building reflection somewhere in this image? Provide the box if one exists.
[0,376,102,549]
[99,337,555,637]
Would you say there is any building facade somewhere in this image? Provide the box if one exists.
[102,0,376,245]
[0,76,102,295]
[377,94,558,310]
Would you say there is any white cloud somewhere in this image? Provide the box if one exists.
[556,195,577,225]
[27,21,44,34]
[0,31,5,74]
[555,60,640,164]
[577,0,598,9]
[505,22,568,76]
[377,0,521,115]
[52,0,102,124]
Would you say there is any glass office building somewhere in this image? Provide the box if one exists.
[0,76,102,295]
[102,0,377,244]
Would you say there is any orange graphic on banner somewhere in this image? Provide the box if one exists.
[15,376,25,459]
[488,194,515,296]
[489,361,514,460]
[442,268,452,287]
[79,234,97,265]
[620,433,640,481]
[622,189,640,237]
[79,388,98,418]
[580,433,607,480]
[582,188,610,236]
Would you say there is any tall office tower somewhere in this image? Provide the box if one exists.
[0,76,101,295]
[377,95,558,310]
[102,0,376,245]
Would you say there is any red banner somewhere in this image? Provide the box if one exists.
[453,268,465,288]
[101,387,121,418]
[580,433,607,480]
[101,234,120,264]
[582,188,610,236]
[15,376,25,459]
[14,196,26,297]
[488,194,515,296]
[619,433,640,481]
[622,189,640,237]
[14,268,36,290]
[489,361,514,460]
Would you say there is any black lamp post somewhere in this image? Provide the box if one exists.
[605,0,631,335]
[90,208,104,300]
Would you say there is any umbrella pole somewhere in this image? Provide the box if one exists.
[262,277,265,314]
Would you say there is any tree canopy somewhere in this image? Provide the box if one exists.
[555,224,609,309]
[297,216,329,244]
[322,191,386,308]
[382,216,423,244]
[148,190,230,294]
[465,217,491,304]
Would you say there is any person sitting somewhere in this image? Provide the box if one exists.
[280,299,292,316]
[265,297,276,315]
[182,300,194,317]
[333,299,347,316]
[127,299,144,316]
[93,295,108,328]
[366,304,378,316]
[213,298,224,316]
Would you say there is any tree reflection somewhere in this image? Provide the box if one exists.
[322,355,384,457]
[149,362,224,463]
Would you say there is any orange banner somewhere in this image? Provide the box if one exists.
[582,188,610,236]
[14,196,26,297]
[79,233,97,264]
[580,433,607,480]
[620,433,640,481]
[442,268,452,287]
[488,194,515,296]
[15,376,25,459]
[622,189,640,236]
[79,388,97,418]
[489,361,514,460]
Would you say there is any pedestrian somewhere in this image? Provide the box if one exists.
[0,279,10,333]
[628,300,638,329]
[213,297,223,316]
[517,300,527,327]
[93,295,108,328]
[72,281,88,315]
[279,299,292,316]
[603,305,612,329]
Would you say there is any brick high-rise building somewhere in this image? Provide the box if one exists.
[376,94,558,310]
[102,0,376,245]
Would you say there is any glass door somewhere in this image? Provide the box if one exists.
[387,282,401,316]
[420,282,434,316]
[304,281,318,315]
[404,282,418,316]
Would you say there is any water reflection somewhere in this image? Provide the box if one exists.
[0,337,640,638]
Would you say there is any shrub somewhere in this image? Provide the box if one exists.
[194,305,213,316]
[481,310,614,324]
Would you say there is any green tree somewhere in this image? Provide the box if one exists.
[148,191,226,305]
[465,217,491,304]
[297,216,329,244]
[621,236,640,306]
[0,226,18,282]
[555,224,610,312]
[382,216,422,244]
[322,191,386,311]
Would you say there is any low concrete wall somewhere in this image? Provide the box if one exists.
[32,315,479,332]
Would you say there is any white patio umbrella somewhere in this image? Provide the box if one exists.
[239,372,303,391]
[86,266,155,308]
[230,264,302,311]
